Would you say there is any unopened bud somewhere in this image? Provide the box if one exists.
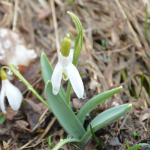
[1,69,7,80]
[61,34,71,57]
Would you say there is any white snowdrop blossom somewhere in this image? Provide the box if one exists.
[0,69,22,114]
[51,35,84,99]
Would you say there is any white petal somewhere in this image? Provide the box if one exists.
[67,63,84,99]
[0,84,6,114]
[60,53,68,68]
[51,61,63,95]
[69,49,74,63]
[62,68,69,81]
[5,80,22,111]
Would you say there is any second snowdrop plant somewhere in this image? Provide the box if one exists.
[0,68,22,114]
[6,12,132,149]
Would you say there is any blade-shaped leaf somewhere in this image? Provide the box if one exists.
[77,86,123,124]
[41,53,66,100]
[52,139,80,150]
[67,11,82,35]
[0,114,5,124]
[46,81,86,139]
[131,143,149,150]
[67,11,83,66]
[79,104,132,147]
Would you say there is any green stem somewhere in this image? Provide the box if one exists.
[1,66,10,70]
[9,65,50,109]
[69,34,77,40]
[52,138,80,150]
[66,81,72,105]
[90,124,103,150]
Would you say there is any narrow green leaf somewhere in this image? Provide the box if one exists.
[101,40,105,50]
[90,125,103,150]
[41,53,66,100]
[137,143,149,146]
[120,70,136,97]
[52,139,80,150]
[131,145,140,150]
[137,74,144,99]
[132,143,149,150]
[46,81,86,139]
[133,132,138,139]
[126,142,130,150]
[47,136,52,150]
[77,86,123,124]
[66,0,75,5]
[67,11,82,35]
[0,114,6,124]
[79,104,132,147]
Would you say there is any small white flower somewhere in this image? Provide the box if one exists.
[51,49,84,99]
[0,79,22,114]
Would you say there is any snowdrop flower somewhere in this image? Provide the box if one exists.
[0,68,22,114]
[51,34,85,99]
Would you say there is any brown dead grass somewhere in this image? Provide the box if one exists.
[0,0,150,149]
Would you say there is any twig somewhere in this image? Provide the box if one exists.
[115,0,141,48]
[32,108,50,132]
[50,0,60,57]
[38,117,56,142]
[12,0,19,32]
[81,44,133,56]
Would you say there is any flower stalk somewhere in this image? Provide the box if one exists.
[9,65,50,109]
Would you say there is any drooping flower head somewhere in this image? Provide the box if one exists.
[51,34,85,99]
[0,68,22,114]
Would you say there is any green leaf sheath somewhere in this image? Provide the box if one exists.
[66,11,83,104]
[40,53,66,100]
[72,30,82,66]
[67,11,83,67]
[77,86,123,125]
[66,31,83,104]
[46,81,86,139]
[52,139,80,150]
[79,104,132,147]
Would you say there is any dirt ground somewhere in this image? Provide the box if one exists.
[0,0,150,149]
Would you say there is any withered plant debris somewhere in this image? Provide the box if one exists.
[0,0,150,149]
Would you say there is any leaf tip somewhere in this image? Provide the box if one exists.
[128,104,132,108]
[124,104,132,112]
[41,52,46,56]
[46,80,51,85]
[119,86,123,89]
[67,11,70,14]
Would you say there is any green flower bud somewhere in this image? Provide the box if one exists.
[61,34,71,57]
[1,69,7,80]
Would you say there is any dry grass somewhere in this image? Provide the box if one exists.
[0,0,150,149]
